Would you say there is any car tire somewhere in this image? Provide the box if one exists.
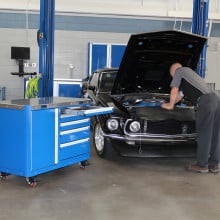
[92,121,115,159]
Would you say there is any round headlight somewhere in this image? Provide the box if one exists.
[106,119,119,131]
[129,121,140,132]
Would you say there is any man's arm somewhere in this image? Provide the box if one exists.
[161,87,183,110]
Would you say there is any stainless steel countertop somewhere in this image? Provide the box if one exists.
[0,97,91,110]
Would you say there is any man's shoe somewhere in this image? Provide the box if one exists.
[208,165,220,173]
[188,163,208,173]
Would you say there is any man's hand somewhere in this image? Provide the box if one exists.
[161,87,181,111]
[161,103,174,110]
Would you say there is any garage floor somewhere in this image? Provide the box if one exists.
[1,146,220,220]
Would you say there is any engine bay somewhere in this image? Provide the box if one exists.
[113,93,194,109]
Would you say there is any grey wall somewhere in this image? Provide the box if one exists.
[0,11,220,100]
[0,27,130,100]
[0,28,39,99]
[54,31,129,79]
[206,38,220,93]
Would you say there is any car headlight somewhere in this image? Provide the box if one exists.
[129,121,140,132]
[106,119,119,131]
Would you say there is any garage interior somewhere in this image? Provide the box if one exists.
[0,1,220,219]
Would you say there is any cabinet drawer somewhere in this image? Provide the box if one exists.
[60,126,90,144]
[59,138,90,160]
[60,106,113,122]
[60,114,86,123]
[60,118,90,131]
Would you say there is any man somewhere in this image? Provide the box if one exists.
[162,63,220,173]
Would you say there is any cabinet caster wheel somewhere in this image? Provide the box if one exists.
[0,172,9,181]
[26,177,37,187]
[80,160,89,169]
[80,164,86,169]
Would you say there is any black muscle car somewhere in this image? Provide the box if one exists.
[86,30,207,158]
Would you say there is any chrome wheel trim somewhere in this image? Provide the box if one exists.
[94,123,105,152]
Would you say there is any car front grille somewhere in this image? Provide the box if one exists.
[146,120,196,135]
[125,119,196,135]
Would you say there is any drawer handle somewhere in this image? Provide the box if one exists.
[60,138,90,148]
[60,126,90,135]
[60,118,89,127]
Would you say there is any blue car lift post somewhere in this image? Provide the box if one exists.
[0,0,113,186]
[38,0,55,97]
[192,0,209,78]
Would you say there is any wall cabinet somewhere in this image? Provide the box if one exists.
[88,43,126,75]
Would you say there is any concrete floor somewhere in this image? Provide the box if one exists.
[1,147,220,220]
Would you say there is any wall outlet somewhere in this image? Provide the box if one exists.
[69,64,74,69]
[32,63,37,68]
[24,63,29,67]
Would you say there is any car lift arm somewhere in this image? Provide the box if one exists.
[192,0,209,78]
[38,0,55,97]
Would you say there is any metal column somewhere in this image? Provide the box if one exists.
[192,0,209,78]
[38,0,55,97]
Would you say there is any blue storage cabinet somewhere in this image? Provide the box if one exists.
[88,43,126,75]
[0,97,112,185]
[59,84,81,98]
[111,45,126,68]
[0,87,6,100]
[53,79,83,98]
[89,44,108,74]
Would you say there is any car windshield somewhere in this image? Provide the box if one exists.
[99,71,117,92]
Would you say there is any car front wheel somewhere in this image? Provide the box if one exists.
[92,121,114,158]
[93,122,106,156]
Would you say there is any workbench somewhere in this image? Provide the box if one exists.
[0,97,112,186]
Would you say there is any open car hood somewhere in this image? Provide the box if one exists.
[111,30,207,95]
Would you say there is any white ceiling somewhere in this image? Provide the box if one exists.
[0,0,219,19]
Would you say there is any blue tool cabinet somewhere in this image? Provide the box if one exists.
[0,97,112,186]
